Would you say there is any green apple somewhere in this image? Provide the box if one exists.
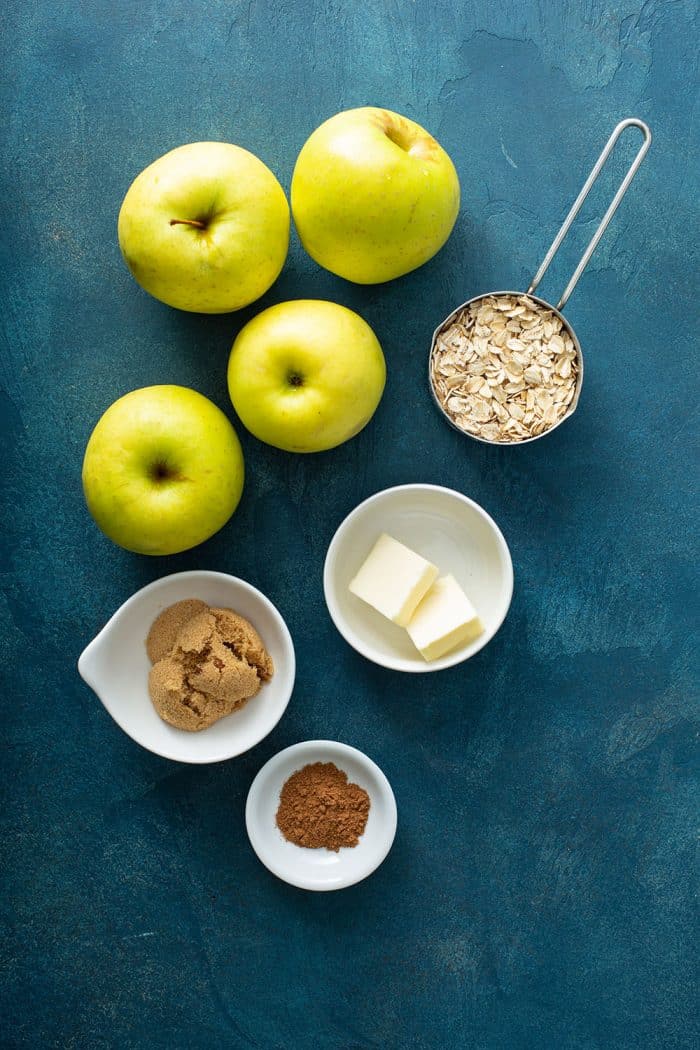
[82,385,244,555]
[118,142,289,313]
[291,107,460,284]
[227,300,386,453]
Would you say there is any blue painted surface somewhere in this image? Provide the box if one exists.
[2,1,698,1047]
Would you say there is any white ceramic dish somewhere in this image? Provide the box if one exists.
[246,740,397,891]
[78,570,295,764]
[324,484,513,672]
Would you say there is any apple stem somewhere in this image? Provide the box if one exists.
[169,218,206,229]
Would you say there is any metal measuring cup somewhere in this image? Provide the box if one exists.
[429,118,652,444]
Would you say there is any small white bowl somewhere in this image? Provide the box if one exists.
[324,484,513,672]
[246,740,397,891]
[78,570,295,764]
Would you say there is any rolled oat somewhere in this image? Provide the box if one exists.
[430,294,579,442]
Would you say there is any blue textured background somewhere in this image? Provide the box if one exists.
[2,2,698,1048]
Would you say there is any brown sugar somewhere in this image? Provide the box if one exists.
[276,762,371,851]
[146,599,208,662]
[146,601,274,732]
[209,607,273,681]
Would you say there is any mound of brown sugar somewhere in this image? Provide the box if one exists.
[146,600,274,732]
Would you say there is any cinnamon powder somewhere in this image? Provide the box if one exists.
[276,762,370,851]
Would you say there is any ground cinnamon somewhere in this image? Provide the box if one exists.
[276,762,370,851]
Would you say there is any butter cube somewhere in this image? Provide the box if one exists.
[406,574,483,661]
[349,533,439,627]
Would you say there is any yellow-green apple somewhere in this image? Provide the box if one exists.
[118,142,289,313]
[227,300,386,452]
[291,107,460,284]
[82,386,244,555]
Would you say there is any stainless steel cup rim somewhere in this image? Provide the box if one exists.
[428,118,651,446]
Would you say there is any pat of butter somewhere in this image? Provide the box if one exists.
[406,574,483,661]
[349,533,439,627]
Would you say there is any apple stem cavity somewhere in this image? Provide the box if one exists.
[151,461,174,482]
[169,218,207,230]
[384,127,410,151]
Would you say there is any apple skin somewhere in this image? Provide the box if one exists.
[291,107,460,284]
[118,142,289,313]
[227,300,386,453]
[82,386,244,555]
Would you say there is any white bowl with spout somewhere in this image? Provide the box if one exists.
[78,570,295,763]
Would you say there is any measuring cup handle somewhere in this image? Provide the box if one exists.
[527,118,652,311]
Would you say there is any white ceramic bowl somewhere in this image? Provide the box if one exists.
[324,484,513,672]
[246,740,397,891]
[78,570,295,764]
